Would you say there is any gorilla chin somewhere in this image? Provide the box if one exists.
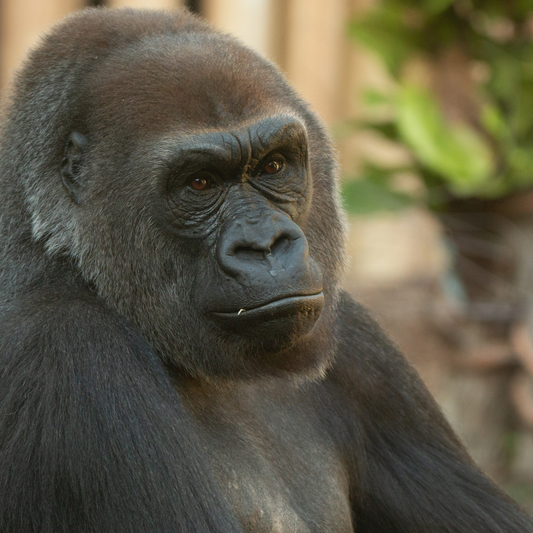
[181,288,335,380]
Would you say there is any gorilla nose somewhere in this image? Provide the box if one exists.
[216,211,310,281]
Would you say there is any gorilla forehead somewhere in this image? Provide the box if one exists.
[86,33,294,136]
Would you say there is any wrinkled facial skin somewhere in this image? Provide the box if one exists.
[55,33,346,380]
[161,116,324,352]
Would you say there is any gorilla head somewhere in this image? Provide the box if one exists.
[3,8,347,379]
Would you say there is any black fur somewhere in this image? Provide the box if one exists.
[0,7,531,532]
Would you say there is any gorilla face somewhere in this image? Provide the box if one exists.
[162,117,324,345]
[20,23,347,380]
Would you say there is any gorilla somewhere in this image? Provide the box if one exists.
[0,7,531,533]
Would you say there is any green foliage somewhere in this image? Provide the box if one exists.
[348,7,418,75]
[346,0,533,213]
[396,85,493,195]
[342,165,414,214]
[422,0,455,16]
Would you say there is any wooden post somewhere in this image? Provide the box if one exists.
[107,0,182,8]
[0,0,85,88]
[283,0,350,124]
[202,0,276,60]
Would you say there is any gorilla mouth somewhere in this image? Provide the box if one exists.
[212,292,324,321]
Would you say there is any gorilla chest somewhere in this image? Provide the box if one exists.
[179,382,353,533]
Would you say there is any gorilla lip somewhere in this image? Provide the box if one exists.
[213,291,324,320]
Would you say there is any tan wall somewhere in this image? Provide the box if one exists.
[107,0,181,9]
[0,0,185,87]
[282,0,350,123]
[202,0,275,60]
[0,0,85,86]
[202,0,357,125]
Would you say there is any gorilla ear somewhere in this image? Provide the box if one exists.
[61,131,89,204]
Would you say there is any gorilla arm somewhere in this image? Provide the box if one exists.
[324,293,533,533]
[0,279,242,533]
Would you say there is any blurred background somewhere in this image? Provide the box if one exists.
[3,0,533,509]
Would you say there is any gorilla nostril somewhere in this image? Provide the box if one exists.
[217,213,308,277]
[271,235,291,256]
[233,246,266,262]
[234,234,294,263]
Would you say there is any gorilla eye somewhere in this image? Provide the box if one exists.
[262,158,283,175]
[190,176,211,191]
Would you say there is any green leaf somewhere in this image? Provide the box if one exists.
[514,81,533,137]
[396,85,494,195]
[507,147,533,188]
[348,8,419,75]
[481,104,509,139]
[420,0,454,15]
[363,89,392,106]
[332,119,399,142]
[365,122,400,142]
[488,53,521,100]
[341,176,414,215]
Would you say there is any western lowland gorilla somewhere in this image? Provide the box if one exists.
[0,7,531,533]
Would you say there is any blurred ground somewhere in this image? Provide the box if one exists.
[343,209,533,513]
